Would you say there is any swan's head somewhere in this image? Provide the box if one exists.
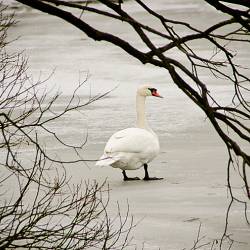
[137,85,163,98]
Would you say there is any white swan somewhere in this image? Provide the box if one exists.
[96,85,163,181]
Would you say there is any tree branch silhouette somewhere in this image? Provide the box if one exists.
[15,0,249,194]
[0,5,134,248]
[11,0,250,247]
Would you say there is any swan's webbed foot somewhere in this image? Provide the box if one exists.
[122,170,140,181]
[143,164,163,181]
[143,176,164,181]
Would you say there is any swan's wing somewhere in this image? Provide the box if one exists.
[96,128,160,168]
[104,128,154,154]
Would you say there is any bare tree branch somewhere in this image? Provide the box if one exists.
[9,0,250,247]
[0,5,134,248]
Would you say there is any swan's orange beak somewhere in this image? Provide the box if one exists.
[152,90,163,98]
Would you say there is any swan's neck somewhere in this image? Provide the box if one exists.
[136,94,149,129]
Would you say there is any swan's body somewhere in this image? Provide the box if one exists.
[96,85,163,181]
[97,127,160,170]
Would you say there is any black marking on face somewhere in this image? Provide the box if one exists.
[148,88,157,95]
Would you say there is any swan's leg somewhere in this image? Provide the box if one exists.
[122,170,140,181]
[143,164,163,181]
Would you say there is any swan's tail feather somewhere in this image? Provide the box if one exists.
[95,155,116,167]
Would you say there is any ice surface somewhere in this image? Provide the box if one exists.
[5,0,250,249]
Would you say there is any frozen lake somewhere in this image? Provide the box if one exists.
[6,0,250,249]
